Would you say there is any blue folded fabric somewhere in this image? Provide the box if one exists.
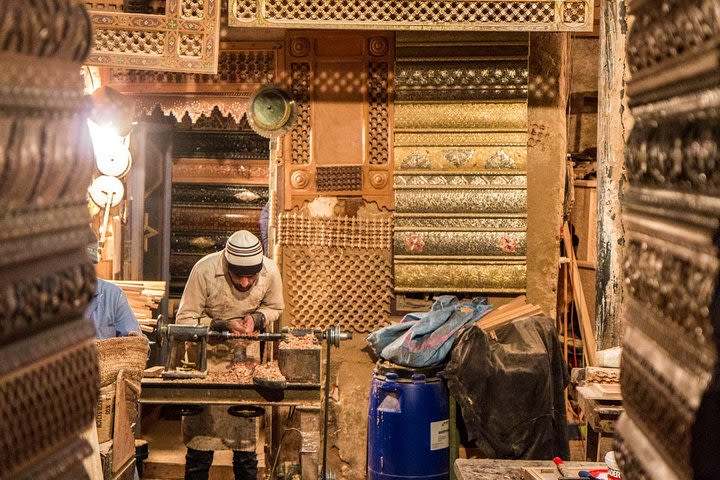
[367,295,492,367]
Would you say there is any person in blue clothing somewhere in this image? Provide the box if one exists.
[86,237,141,339]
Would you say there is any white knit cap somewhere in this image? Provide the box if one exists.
[225,230,264,275]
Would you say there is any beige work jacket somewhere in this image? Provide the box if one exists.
[175,251,284,451]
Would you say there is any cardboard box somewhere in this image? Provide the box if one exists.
[96,384,116,443]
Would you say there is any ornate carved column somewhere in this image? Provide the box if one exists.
[615,0,720,478]
[0,1,98,479]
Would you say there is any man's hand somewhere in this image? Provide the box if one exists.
[227,315,255,336]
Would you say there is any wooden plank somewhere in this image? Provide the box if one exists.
[481,305,541,328]
[478,304,543,332]
[563,223,597,366]
[112,371,135,473]
[475,295,527,326]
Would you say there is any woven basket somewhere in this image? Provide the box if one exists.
[96,335,149,387]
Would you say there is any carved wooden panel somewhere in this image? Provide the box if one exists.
[229,0,594,32]
[87,0,222,74]
[284,32,394,209]
[0,1,99,478]
[103,42,279,93]
[278,210,393,332]
[615,0,720,478]
[102,43,281,124]
[393,32,529,293]
[316,165,363,192]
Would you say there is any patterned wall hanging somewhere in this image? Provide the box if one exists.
[278,205,393,333]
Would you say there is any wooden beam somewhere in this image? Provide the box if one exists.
[563,223,597,366]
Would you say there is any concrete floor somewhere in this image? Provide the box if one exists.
[140,412,266,480]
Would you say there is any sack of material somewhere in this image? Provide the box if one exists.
[367,296,492,368]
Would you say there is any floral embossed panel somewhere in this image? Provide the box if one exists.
[229,0,594,31]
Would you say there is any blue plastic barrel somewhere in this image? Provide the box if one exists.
[367,362,450,480]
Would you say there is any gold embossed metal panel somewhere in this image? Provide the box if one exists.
[393,33,529,293]
[229,0,594,32]
[87,0,221,74]
[0,2,99,478]
[614,0,720,478]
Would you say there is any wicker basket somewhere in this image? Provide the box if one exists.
[96,335,149,387]
[96,335,149,424]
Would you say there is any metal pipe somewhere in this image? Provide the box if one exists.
[321,330,332,480]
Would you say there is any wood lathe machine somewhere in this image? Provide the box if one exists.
[141,321,352,479]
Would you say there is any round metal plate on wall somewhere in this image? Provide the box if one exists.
[247,86,297,139]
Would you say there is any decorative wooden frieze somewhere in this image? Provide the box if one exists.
[395,146,527,171]
[394,213,527,230]
[172,131,270,159]
[394,230,527,257]
[135,95,252,122]
[394,260,526,293]
[87,0,221,74]
[171,207,262,232]
[171,183,269,208]
[395,102,527,130]
[395,188,527,214]
[172,159,269,185]
[395,60,528,102]
[229,0,594,32]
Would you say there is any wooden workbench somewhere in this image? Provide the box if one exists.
[575,384,623,461]
[455,459,607,480]
[140,378,321,406]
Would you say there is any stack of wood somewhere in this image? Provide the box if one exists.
[108,280,166,333]
[475,295,543,332]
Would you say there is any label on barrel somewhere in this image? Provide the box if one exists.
[430,419,449,450]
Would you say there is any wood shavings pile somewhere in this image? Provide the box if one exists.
[280,333,321,349]
[210,361,256,383]
[253,361,286,382]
